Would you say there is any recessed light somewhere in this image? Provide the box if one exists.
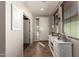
[40,8,44,11]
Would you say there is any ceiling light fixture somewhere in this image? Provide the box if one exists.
[40,8,44,11]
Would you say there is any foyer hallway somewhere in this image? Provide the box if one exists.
[23,41,53,57]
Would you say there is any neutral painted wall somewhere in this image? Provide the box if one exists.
[6,1,33,57]
[0,1,5,56]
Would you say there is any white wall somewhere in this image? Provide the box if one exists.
[6,1,33,57]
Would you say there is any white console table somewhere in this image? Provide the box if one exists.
[48,35,72,57]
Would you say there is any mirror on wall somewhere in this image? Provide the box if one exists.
[53,9,60,34]
[62,1,79,39]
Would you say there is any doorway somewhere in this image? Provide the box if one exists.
[39,17,49,41]
[23,15,30,49]
[36,17,49,41]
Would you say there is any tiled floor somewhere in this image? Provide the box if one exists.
[23,41,53,57]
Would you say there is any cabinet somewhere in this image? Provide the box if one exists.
[48,35,72,57]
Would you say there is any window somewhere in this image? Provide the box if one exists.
[62,1,79,39]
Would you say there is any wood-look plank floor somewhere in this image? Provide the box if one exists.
[23,41,53,57]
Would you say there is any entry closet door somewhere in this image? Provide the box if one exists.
[39,17,49,41]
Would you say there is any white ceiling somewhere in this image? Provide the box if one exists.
[25,1,59,16]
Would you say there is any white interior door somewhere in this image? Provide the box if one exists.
[24,20,30,43]
[39,17,49,41]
